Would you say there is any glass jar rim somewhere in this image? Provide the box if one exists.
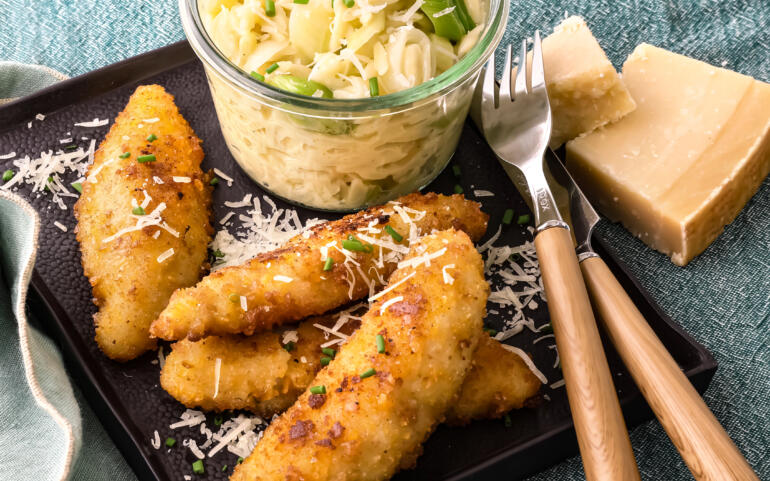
[180,0,509,112]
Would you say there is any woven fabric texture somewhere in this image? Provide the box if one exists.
[0,0,767,480]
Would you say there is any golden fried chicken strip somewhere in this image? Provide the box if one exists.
[74,85,212,361]
[160,316,355,416]
[150,193,488,341]
[446,334,542,424]
[231,229,488,481]
[161,314,540,421]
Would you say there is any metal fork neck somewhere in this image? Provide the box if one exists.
[521,161,566,230]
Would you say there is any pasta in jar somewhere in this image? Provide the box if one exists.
[192,0,495,210]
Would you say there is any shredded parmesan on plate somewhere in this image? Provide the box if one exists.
[151,430,161,450]
[213,168,234,186]
[273,275,293,283]
[0,152,16,160]
[172,176,191,183]
[53,221,68,232]
[74,118,109,127]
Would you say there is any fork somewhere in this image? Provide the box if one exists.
[480,33,641,481]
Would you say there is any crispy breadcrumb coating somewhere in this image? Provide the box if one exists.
[161,315,540,422]
[150,193,487,341]
[231,229,488,481]
[74,85,212,361]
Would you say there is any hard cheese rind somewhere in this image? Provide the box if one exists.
[539,16,636,147]
[567,43,770,266]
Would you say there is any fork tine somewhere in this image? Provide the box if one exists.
[514,38,528,97]
[481,55,497,111]
[499,44,513,101]
[531,30,546,91]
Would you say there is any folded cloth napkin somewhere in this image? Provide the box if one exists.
[0,66,136,481]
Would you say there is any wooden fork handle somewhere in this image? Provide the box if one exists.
[534,226,641,481]
[580,256,759,481]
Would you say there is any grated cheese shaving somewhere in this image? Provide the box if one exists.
[213,168,233,186]
[501,344,548,384]
[240,296,248,311]
[273,275,293,283]
[53,221,68,232]
[442,263,455,284]
[157,248,175,263]
[74,118,109,127]
[379,295,403,315]
[172,176,191,183]
[151,430,161,450]
[213,358,222,399]
[368,271,415,302]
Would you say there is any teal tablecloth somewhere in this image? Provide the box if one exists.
[0,1,768,480]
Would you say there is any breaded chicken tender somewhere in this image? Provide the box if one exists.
[446,334,542,423]
[160,315,356,416]
[161,313,540,421]
[231,229,488,481]
[74,85,212,361]
[150,193,487,341]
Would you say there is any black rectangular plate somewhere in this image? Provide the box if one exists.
[0,41,716,481]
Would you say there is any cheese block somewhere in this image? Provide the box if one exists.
[535,16,637,147]
[567,43,770,266]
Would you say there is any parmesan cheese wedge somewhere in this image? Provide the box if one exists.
[523,16,637,147]
[567,44,770,265]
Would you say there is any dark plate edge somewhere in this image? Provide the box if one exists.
[5,40,719,481]
[28,271,162,481]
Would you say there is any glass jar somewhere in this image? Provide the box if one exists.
[180,0,509,211]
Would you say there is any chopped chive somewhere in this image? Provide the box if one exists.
[453,184,463,194]
[310,385,326,395]
[484,327,497,336]
[376,334,386,353]
[368,77,379,97]
[343,0,354,6]
[71,182,83,194]
[213,249,224,258]
[265,0,275,16]
[320,356,332,366]
[165,437,176,447]
[360,368,376,379]
[237,457,244,464]
[322,347,336,358]
[229,293,239,303]
[2,169,14,182]
[65,144,78,151]
[146,133,157,142]
[502,209,514,225]
[384,225,403,242]
[210,177,219,186]
[192,459,204,474]
[44,176,52,191]
[222,465,228,472]
[504,413,512,428]
[132,206,146,216]
[250,71,265,82]
[342,235,372,253]
[266,63,279,74]
[452,165,461,177]
[283,341,295,352]
[509,253,521,262]
[323,257,334,271]
[137,154,156,163]
[294,0,309,3]
[119,152,131,159]
[517,214,531,225]
[214,414,224,425]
